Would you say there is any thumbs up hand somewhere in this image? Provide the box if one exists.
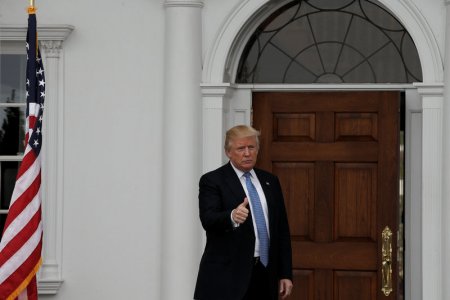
[232,198,249,224]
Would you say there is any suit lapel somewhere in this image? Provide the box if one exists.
[223,163,256,237]
[223,162,247,206]
[222,164,276,234]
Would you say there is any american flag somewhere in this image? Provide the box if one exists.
[0,8,44,300]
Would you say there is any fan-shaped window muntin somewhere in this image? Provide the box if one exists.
[236,0,422,83]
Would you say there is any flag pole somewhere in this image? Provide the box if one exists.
[28,0,36,14]
[0,1,43,299]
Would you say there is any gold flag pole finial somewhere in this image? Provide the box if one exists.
[28,0,36,14]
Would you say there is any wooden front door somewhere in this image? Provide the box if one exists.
[253,92,400,300]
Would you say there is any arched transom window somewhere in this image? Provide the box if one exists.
[236,0,422,83]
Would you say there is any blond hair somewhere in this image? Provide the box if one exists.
[224,125,260,152]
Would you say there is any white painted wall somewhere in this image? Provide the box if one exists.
[1,0,165,299]
[0,0,448,299]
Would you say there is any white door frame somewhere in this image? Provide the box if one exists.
[201,1,444,300]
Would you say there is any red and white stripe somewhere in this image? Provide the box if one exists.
[0,109,43,300]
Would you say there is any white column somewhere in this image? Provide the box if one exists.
[201,85,253,173]
[161,1,203,299]
[403,89,423,300]
[201,84,231,173]
[415,83,444,300]
[442,2,450,300]
[39,40,66,294]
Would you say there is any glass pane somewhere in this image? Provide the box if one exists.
[360,0,403,31]
[236,0,423,83]
[255,44,293,82]
[1,161,19,210]
[0,54,27,103]
[402,34,422,82]
[308,0,354,10]
[0,213,7,241]
[369,44,407,83]
[0,106,26,155]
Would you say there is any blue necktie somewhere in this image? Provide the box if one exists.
[244,172,269,266]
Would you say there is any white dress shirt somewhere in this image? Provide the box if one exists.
[230,163,270,257]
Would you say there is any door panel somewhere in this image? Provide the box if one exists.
[335,163,377,240]
[253,91,399,300]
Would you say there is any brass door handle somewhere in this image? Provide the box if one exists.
[381,226,393,296]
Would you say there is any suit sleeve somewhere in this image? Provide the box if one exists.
[198,174,235,233]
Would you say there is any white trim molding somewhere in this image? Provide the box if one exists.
[0,24,74,295]
[0,25,74,42]
[201,83,231,172]
[414,83,444,300]
[202,0,268,83]
[441,3,450,300]
[403,88,423,300]
[380,0,444,83]
[164,0,203,8]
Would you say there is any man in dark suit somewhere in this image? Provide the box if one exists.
[194,125,293,300]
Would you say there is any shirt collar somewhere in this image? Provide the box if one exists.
[229,161,256,179]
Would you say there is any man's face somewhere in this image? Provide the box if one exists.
[226,136,259,172]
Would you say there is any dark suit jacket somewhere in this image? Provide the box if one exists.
[194,162,292,300]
